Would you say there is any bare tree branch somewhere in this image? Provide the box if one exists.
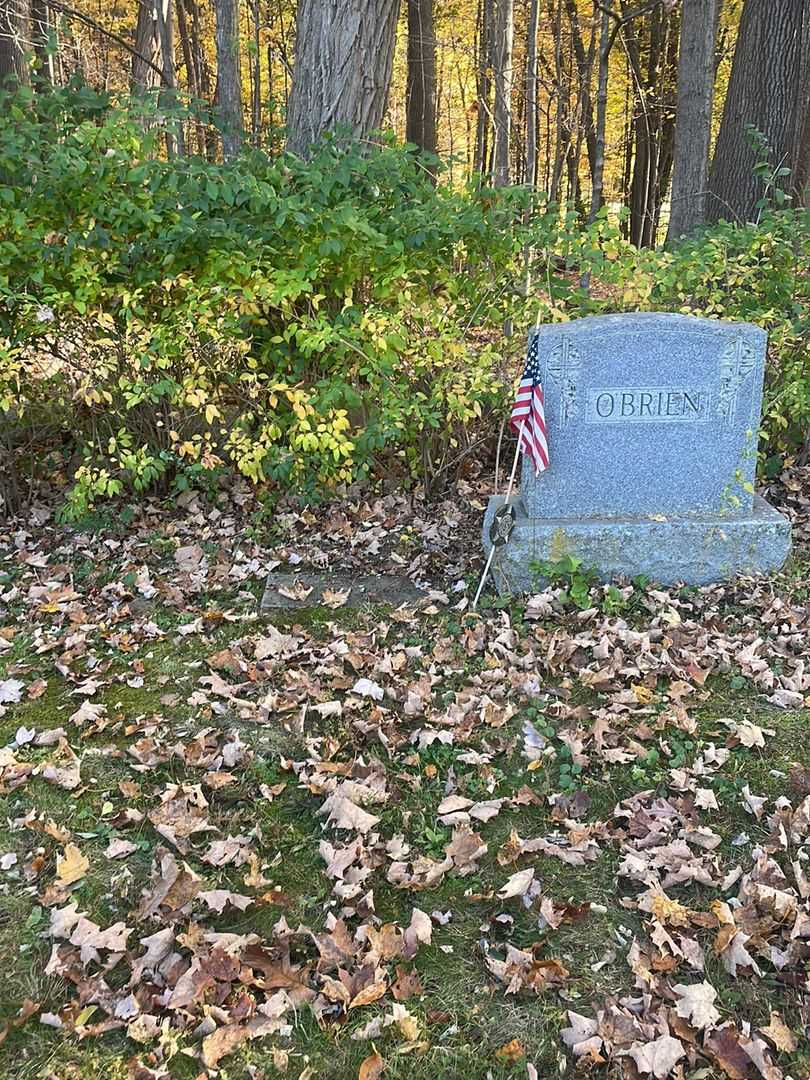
[45,0,167,84]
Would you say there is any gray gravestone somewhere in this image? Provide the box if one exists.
[483,313,791,589]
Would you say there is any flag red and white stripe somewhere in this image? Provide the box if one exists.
[509,336,549,475]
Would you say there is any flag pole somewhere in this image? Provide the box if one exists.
[472,418,525,610]
[473,308,543,611]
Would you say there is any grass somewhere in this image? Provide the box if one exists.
[1,573,809,1078]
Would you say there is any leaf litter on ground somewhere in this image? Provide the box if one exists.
[0,471,808,1076]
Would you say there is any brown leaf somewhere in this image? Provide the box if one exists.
[704,1026,755,1079]
[445,826,487,876]
[495,1038,525,1062]
[56,843,89,886]
[349,978,388,1009]
[759,1012,797,1053]
[41,738,81,790]
[392,965,423,1001]
[358,1050,385,1080]
[626,1035,685,1078]
[322,588,351,609]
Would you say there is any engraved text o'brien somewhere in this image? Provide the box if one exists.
[585,386,710,423]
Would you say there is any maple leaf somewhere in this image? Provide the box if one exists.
[349,977,388,1009]
[561,1011,600,1054]
[522,719,547,761]
[495,1038,525,1062]
[741,784,768,818]
[254,624,299,660]
[357,1050,385,1080]
[322,795,380,834]
[278,580,314,601]
[445,826,487,876]
[41,739,81,790]
[69,701,107,727]
[403,907,432,957]
[392,964,423,1001]
[198,889,254,913]
[322,587,351,608]
[672,981,721,1029]
[137,848,200,920]
[201,1014,290,1068]
[174,543,205,572]
[704,1025,755,1079]
[759,1011,797,1053]
[497,867,535,899]
[0,678,24,704]
[55,843,89,886]
[625,1035,685,1078]
[104,838,137,860]
[351,678,384,701]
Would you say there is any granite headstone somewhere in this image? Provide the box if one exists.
[483,313,791,589]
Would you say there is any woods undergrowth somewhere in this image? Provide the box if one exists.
[1,85,808,520]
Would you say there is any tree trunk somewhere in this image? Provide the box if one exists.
[250,0,260,144]
[155,0,184,156]
[286,0,400,157]
[795,100,810,207]
[131,0,159,94]
[707,0,806,223]
[566,0,597,183]
[666,0,718,240]
[0,0,30,86]
[588,4,611,220]
[791,5,810,206]
[524,0,540,186]
[406,0,437,157]
[492,0,513,185]
[214,0,243,159]
[31,0,53,85]
[474,0,494,179]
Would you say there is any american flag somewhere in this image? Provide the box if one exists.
[510,335,549,475]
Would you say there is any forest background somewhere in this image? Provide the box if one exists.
[0,0,808,519]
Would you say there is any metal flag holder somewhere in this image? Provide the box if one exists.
[471,417,525,609]
[472,308,545,611]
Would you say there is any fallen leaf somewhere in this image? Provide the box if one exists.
[495,1038,525,1062]
[759,1011,797,1053]
[625,1035,685,1078]
[672,981,721,1030]
[322,588,351,609]
[56,843,89,886]
[358,1050,385,1080]
[278,581,313,601]
[497,867,535,899]
[351,678,384,701]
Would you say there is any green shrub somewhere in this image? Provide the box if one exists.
[0,84,807,518]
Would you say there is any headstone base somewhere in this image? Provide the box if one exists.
[482,494,791,591]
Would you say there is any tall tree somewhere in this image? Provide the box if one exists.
[707,0,807,223]
[286,0,400,157]
[31,0,53,84]
[474,0,494,179]
[213,0,243,158]
[406,0,437,157]
[491,0,513,185]
[588,3,611,219]
[524,0,540,186]
[0,0,30,86]
[625,3,679,247]
[131,0,160,95]
[666,0,718,241]
[155,0,184,156]
[791,6,810,207]
[565,0,597,184]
